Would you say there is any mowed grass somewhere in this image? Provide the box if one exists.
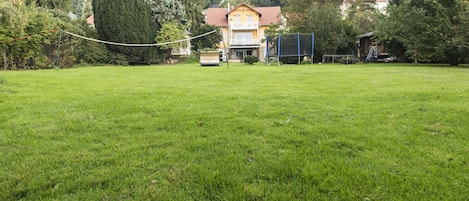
[1,63,468,200]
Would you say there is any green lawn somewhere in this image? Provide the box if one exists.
[1,63,468,200]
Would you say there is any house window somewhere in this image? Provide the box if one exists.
[233,15,241,22]
[234,49,254,59]
[233,32,254,44]
[235,51,244,58]
[246,15,253,22]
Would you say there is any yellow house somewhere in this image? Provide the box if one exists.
[206,3,283,62]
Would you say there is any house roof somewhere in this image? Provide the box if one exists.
[227,3,262,16]
[206,8,228,26]
[255,6,282,26]
[206,5,282,27]
[86,15,94,25]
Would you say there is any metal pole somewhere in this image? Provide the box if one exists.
[266,35,269,65]
[222,30,229,68]
[56,29,62,67]
[277,33,281,66]
[312,33,315,63]
[297,33,301,65]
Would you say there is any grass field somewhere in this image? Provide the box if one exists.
[1,63,468,200]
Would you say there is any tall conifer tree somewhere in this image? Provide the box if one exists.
[92,0,160,63]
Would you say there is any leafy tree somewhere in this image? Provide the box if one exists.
[190,24,221,51]
[284,1,358,60]
[0,1,61,69]
[155,21,186,59]
[264,23,291,37]
[71,0,91,17]
[145,0,186,26]
[181,1,220,51]
[376,0,469,65]
[0,1,26,69]
[26,0,72,10]
[182,0,206,30]
[344,0,380,34]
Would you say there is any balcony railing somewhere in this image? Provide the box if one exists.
[230,39,259,46]
[230,22,259,30]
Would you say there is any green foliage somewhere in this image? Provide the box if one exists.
[26,0,72,10]
[105,52,129,66]
[263,23,291,40]
[191,24,221,51]
[182,1,206,31]
[146,0,186,25]
[376,0,469,65]
[284,1,359,61]
[0,2,61,70]
[0,0,122,70]
[343,0,380,34]
[244,55,258,64]
[71,0,92,18]
[181,55,199,64]
[155,21,186,50]
[93,0,161,64]
[300,60,311,64]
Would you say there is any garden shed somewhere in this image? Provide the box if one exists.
[358,32,389,61]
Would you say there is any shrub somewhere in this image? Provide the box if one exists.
[244,55,258,65]
[33,55,50,69]
[107,53,129,66]
[301,60,312,65]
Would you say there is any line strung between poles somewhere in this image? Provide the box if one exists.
[63,30,218,47]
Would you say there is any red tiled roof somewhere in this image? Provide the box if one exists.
[206,8,228,26]
[228,3,262,16]
[86,15,94,25]
[206,5,282,27]
[255,6,281,25]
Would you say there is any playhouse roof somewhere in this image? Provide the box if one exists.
[358,32,374,38]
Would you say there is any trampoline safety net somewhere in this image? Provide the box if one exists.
[266,33,314,62]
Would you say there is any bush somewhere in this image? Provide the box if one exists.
[107,53,129,66]
[244,55,258,65]
[33,55,51,69]
[301,60,312,65]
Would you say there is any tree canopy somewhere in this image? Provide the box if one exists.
[284,0,359,59]
[344,0,380,34]
[2,0,469,69]
[376,0,469,65]
[92,0,160,64]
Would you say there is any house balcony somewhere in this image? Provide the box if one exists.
[229,39,259,47]
[230,22,259,30]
